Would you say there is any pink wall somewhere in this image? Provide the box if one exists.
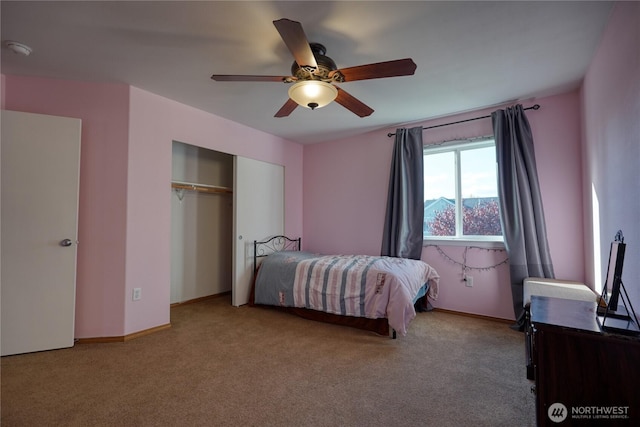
[1,74,5,108]
[3,76,303,338]
[303,91,585,320]
[529,91,585,282]
[3,75,130,338]
[581,1,639,310]
[303,130,392,256]
[124,88,303,335]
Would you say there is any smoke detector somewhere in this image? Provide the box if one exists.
[4,41,32,56]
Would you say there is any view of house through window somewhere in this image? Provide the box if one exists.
[423,139,502,241]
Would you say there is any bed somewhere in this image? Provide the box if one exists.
[250,235,440,337]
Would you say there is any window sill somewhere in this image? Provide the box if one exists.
[423,238,505,250]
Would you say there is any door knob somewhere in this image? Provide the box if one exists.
[60,239,73,247]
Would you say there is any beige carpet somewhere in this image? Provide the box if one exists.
[1,296,536,426]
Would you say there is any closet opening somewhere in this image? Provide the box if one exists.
[170,141,233,306]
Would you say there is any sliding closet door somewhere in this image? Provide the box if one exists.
[232,157,284,306]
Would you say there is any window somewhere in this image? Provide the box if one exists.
[423,138,502,242]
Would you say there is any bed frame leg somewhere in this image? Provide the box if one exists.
[391,329,397,339]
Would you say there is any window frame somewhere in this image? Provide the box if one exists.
[422,137,504,246]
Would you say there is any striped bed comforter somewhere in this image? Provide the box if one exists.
[254,251,440,336]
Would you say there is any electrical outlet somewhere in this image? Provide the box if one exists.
[133,288,142,301]
[465,276,474,288]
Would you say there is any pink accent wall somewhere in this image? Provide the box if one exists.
[303,91,585,320]
[581,2,639,309]
[3,76,303,338]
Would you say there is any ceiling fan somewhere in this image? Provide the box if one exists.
[211,18,417,118]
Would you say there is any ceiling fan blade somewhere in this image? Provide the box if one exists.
[334,87,374,117]
[211,74,290,82]
[274,98,298,118]
[273,18,317,69]
[332,58,417,82]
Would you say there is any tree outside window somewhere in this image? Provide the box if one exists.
[423,140,502,241]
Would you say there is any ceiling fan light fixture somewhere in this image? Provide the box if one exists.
[288,80,337,110]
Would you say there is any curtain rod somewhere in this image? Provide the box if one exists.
[387,104,540,137]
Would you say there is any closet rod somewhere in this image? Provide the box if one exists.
[386,104,540,137]
[171,181,232,195]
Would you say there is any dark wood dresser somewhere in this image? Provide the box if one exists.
[530,295,640,426]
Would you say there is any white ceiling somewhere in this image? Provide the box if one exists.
[1,1,613,144]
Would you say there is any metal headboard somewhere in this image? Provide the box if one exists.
[253,235,301,277]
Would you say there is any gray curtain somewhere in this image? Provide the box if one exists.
[381,127,424,260]
[492,105,554,330]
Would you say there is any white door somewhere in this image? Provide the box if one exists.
[1,110,81,356]
[232,157,284,306]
